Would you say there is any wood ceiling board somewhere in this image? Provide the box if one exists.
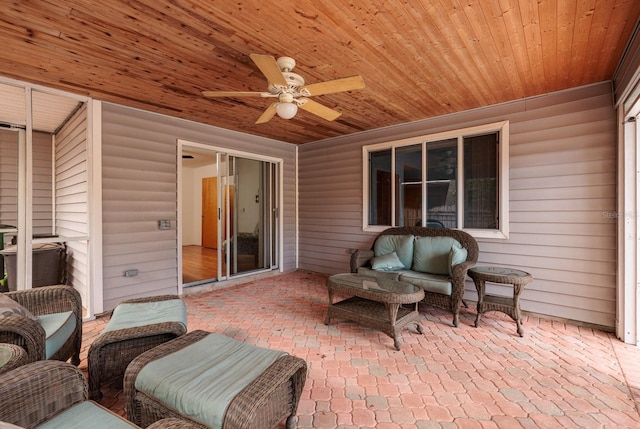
[0,0,638,144]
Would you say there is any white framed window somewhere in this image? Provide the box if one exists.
[362,121,509,239]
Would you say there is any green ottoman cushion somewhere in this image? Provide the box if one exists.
[134,333,286,428]
[37,401,138,428]
[104,299,187,333]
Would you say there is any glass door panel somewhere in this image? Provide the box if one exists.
[219,153,231,278]
[267,163,278,268]
[181,147,219,285]
[229,157,257,274]
[228,156,276,275]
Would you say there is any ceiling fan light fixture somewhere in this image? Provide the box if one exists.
[276,102,298,119]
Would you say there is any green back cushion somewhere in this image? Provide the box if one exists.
[104,299,187,333]
[448,245,468,276]
[370,252,405,271]
[373,235,414,269]
[413,236,461,275]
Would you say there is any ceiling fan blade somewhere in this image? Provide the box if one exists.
[301,75,365,96]
[202,91,266,97]
[255,103,278,124]
[249,54,288,87]
[298,98,342,121]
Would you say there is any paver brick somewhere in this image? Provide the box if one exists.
[77,271,640,429]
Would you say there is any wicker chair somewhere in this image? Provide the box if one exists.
[351,226,479,327]
[88,295,187,402]
[0,285,82,365]
[0,360,199,428]
[0,343,28,374]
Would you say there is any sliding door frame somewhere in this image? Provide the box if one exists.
[177,139,283,287]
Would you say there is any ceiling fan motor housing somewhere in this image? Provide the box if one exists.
[268,72,305,94]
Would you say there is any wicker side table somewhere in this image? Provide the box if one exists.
[0,343,27,374]
[468,266,533,337]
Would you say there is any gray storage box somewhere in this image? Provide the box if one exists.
[1,242,66,291]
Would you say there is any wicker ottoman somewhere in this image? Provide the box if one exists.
[88,295,188,401]
[124,330,307,429]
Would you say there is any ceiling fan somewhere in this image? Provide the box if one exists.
[202,54,365,124]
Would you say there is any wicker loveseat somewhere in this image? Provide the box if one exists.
[222,232,260,266]
[350,226,478,327]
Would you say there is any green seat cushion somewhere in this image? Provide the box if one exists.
[0,346,13,367]
[37,311,75,359]
[36,401,138,428]
[413,236,460,275]
[0,422,23,429]
[373,235,414,269]
[399,271,452,295]
[104,299,187,333]
[356,267,403,280]
[135,333,287,428]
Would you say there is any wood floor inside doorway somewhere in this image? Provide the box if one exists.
[182,245,218,284]
[183,245,261,284]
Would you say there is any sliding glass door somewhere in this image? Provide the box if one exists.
[181,145,279,285]
[222,155,278,277]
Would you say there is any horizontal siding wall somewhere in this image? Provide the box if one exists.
[101,103,296,311]
[32,131,53,234]
[298,82,617,328]
[0,129,19,237]
[0,130,53,238]
[55,104,89,304]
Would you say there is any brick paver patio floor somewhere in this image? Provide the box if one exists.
[80,271,640,428]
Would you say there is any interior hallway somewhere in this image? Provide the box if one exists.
[79,271,640,428]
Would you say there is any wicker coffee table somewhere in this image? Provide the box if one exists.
[325,273,424,350]
[468,266,533,337]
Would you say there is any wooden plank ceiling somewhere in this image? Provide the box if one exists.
[1,0,638,144]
